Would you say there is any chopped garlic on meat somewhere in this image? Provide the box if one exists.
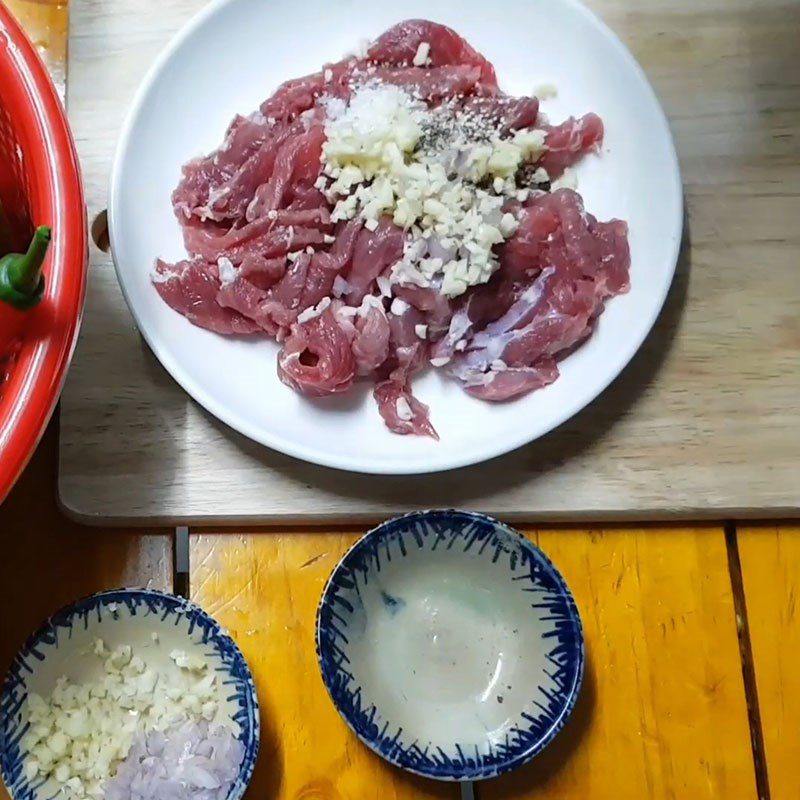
[217,257,238,286]
[390,297,409,315]
[297,296,332,324]
[374,276,391,297]
[395,396,414,421]
[413,41,431,67]
[531,166,550,184]
[321,82,550,298]
[551,167,578,191]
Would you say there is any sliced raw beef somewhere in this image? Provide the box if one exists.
[375,65,489,102]
[154,20,631,439]
[368,19,498,90]
[351,302,391,375]
[278,307,356,395]
[445,190,630,398]
[539,114,604,178]
[374,380,438,439]
[344,218,405,303]
[460,96,540,133]
[153,259,261,335]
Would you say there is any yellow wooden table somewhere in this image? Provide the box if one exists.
[1,2,798,799]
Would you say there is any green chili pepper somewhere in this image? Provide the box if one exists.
[0,226,50,311]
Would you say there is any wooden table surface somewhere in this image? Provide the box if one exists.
[1,2,798,799]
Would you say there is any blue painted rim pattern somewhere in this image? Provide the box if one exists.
[316,510,585,781]
[0,588,260,800]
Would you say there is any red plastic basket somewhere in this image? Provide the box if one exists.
[0,5,87,503]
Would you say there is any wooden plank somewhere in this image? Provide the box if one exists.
[484,527,758,799]
[5,0,68,100]
[191,528,757,799]
[58,0,800,524]
[738,526,800,800]
[190,531,457,800]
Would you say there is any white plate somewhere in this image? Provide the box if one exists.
[110,0,682,475]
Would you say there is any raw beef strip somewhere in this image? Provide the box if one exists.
[460,96,540,133]
[245,121,326,220]
[172,113,276,220]
[183,207,332,261]
[153,259,260,335]
[217,254,313,337]
[539,114,604,178]
[298,218,363,309]
[386,305,429,380]
[368,19,498,90]
[374,380,438,439]
[197,121,297,222]
[184,219,328,265]
[375,65,490,102]
[464,360,560,401]
[444,189,630,397]
[278,307,356,395]
[286,184,328,211]
[351,303,391,375]
[260,72,327,123]
[237,254,286,289]
[344,218,405,303]
[392,285,454,339]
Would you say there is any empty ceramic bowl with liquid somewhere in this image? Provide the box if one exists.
[316,510,584,781]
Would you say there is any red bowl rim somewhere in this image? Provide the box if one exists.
[0,6,87,503]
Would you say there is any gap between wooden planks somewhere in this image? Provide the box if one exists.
[738,526,800,800]
[190,528,759,800]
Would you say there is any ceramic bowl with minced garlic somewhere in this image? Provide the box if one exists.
[0,588,259,800]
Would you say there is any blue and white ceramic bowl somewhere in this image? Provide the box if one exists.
[316,510,584,781]
[0,588,260,800]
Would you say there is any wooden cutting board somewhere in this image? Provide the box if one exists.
[59,0,800,525]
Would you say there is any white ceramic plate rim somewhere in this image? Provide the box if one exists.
[109,0,683,476]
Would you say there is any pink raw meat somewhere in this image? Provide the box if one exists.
[185,220,328,265]
[246,121,326,220]
[375,65,490,101]
[374,380,438,439]
[237,254,286,289]
[539,114,604,178]
[460,96,539,133]
[386,305,429,380]
[352,304,391,376]
[154,259,261,336]
[392,285,454,338]
[344,218,405,303]
[278,307,356,395]
[446,191,630,398]
[368,19,498,90]
[173,113,276,220]
[154,20,631,439]
[464,360,560,401]
[298,219,363,309]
